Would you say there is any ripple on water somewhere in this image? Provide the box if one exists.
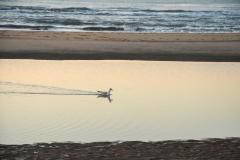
[0,60,240,144]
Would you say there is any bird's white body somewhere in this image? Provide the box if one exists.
[97,88,113,96]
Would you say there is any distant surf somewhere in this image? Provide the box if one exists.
[0,0,240,33]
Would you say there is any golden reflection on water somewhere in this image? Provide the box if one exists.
[0,60,240,144]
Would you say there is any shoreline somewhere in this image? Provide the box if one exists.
[1,138,240,159]
[1,30,240,62]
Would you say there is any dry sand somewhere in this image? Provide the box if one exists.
[1,30,240,61]
[1,138,240,159]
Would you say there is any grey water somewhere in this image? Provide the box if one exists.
[0,0,240,33]
[0,60,240,144]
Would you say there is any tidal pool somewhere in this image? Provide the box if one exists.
[0,60,240,144]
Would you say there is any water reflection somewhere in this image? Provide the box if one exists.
[0,60,240,144]
[97,95,113,103]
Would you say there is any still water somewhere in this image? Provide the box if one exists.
[0,60,240,144]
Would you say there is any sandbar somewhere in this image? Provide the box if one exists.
[0,30,240,61]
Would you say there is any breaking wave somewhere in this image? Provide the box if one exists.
[0,3,240,33]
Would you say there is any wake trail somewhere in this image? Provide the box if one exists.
[0,81,98,95]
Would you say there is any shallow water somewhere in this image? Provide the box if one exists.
[0,60,240,144]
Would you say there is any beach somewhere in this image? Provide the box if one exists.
[1,30,240,61]
[1,31,240,159]
[1,1,240,159]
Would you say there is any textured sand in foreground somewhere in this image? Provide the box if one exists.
[0,30,240,61]
[1,138,240,159]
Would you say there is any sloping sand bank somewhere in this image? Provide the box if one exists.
[1,138,240,159]
[1,31,240,61]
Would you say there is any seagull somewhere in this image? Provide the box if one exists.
[97,88,113,96]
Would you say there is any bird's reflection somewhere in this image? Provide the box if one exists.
[97,95,113,103]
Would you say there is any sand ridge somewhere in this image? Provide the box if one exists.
[0,30,240,61]
[0,30,240,42]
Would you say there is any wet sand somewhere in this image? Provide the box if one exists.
[0,30,240,61]
[1,138,240,159]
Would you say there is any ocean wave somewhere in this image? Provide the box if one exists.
[135,27,155,31]
[140,9,193,13]
[34,18,96,26]
[96,11,110,15]
[0,24,53,30]
[49,7,91,12]
[0,5,91,12]
[158,24,187,28]
[0,5,46,11]
[82,26,124,31]
[1,5,240,17]
[0,3,239,33]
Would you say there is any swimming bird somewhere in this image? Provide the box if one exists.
[97,88,113,96]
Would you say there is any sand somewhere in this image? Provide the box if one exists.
[1,138,240,159]
[1,30,240,61]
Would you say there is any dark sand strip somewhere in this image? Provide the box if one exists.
[1,138,240,159]
[0,31,240,61]
[1,38,240,61]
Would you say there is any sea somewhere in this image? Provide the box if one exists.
[0,0,240,33]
